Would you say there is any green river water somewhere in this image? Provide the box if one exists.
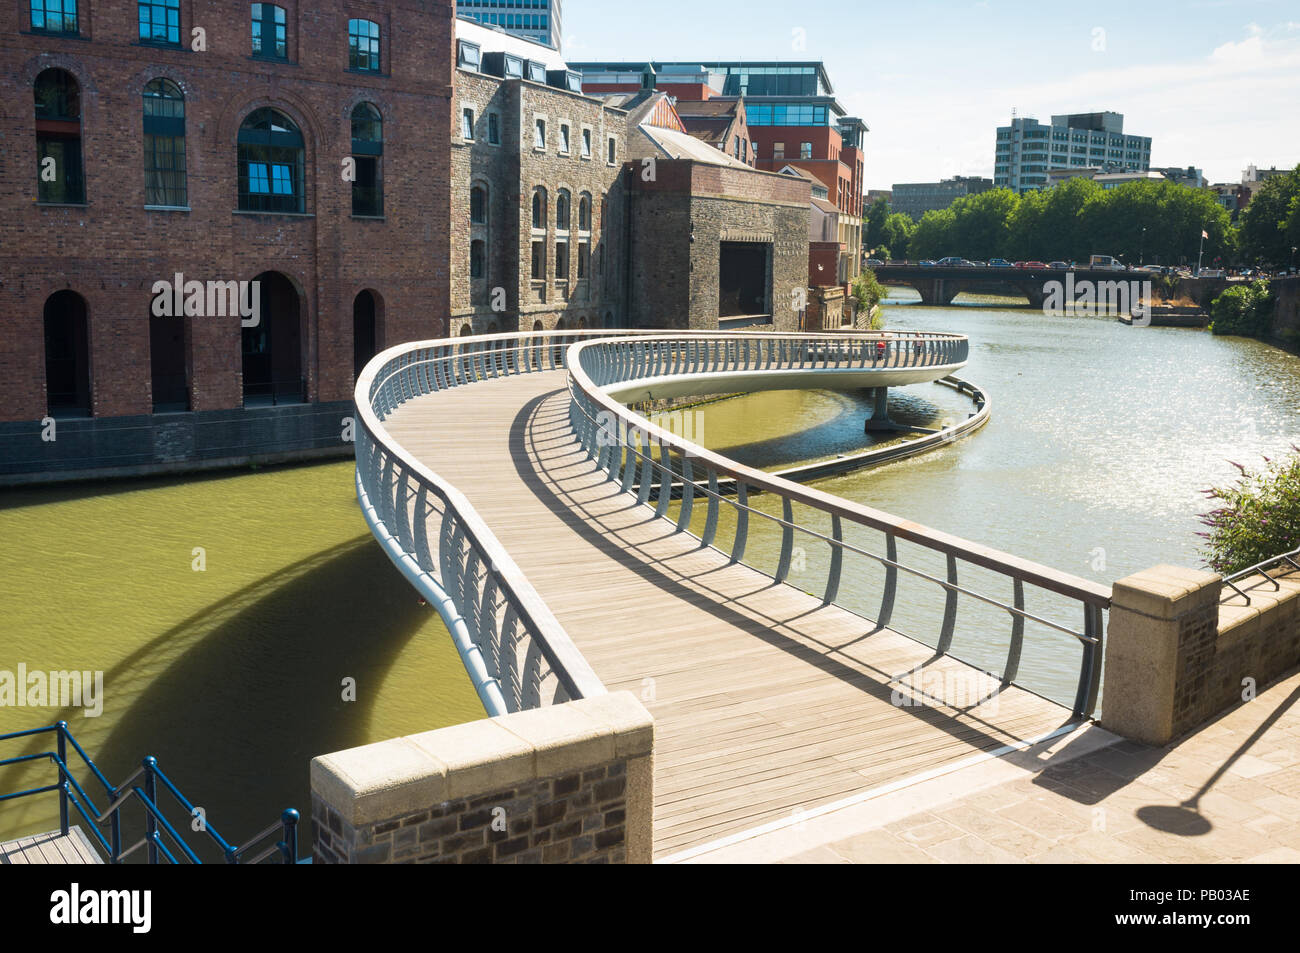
[2,289,1298,852]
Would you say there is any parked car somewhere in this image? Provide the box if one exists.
[1047,261,1070,270]
[988,258,1015,268]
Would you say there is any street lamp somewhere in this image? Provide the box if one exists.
[1140,227,1146,266]
[1292,246,1297,274]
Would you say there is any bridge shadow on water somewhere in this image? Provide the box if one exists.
[510,389,1076,764]
[3,537,434,861]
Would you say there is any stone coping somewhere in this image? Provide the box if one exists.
[312,692,653,827]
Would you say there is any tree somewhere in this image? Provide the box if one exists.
[907,208,955,261]
[1240,165,1300,267]
[948,188,1020,260]
[881,212,915,260]
[864,197,890,252]
[1200,450,1300,575]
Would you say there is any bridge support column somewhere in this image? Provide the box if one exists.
[914,279,962,307]
[310,692,654,863]
[864,387,902,433]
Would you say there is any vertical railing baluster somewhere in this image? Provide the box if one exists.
[655,443,673,519]
[702,469,720,548]
[774,495,795,583]
[878,532,898,628]
[637,435,654,505]
[824,515,843,605]
[937,554,959,655]
[1004,579,1025,684]
[730,481,749,564]
[677,455,695,532]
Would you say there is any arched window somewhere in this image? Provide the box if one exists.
[44,291,90,416]
[143,79,187,207]
[139,1,181,45]
[531,188,546,230]
[348,18,381,72]
[470,240,485,279]
[34,68,84,204]
[251,3,287,59]
[350,102,383,216]
[578,193,591,232]
[556,189,571,232]
[238,107,304,213]
[353,290,378,379]
[242,271,303,404]
[470,185,487,225]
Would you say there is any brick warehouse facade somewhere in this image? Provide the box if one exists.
[0,0,453,481]
[451,19,626,334]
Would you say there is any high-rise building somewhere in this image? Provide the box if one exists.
[994,111,1151,193]
[457,0,562,51]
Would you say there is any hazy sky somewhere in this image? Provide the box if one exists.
[561,0,1300,190]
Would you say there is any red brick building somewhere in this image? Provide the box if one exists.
[0,0,453,481]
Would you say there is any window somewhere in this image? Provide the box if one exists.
[457,40,480,70]
[555,241,569,279]
[773,142,784,160]
[348,18,380,72]
[143,79,187,207]
[238,107,304,213]
[581,128,591,158]
[531,240,545,279]
[461,108,474,140]
[251,3,287,59]
[487,113,500,145]
[556,190,570,232]
[470,186,487,225]
[734,136,740,158]
[503,55,523,79]
[350,103,383,216]
[30,0,78,35]
[534,118,546,150]
[139,1,181,45]
[577,242,589,280]
[526,61,546,84]
[577,193,591,232]
[531,188,546,230]
[607,137,616,164]
[800,142,812,159]
[470,240,485,279]
[559,123,570,154]
[35,68,84,204]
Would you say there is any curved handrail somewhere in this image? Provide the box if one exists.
[565,335,1111,718]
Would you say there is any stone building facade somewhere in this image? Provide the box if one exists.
[0,0,454,481]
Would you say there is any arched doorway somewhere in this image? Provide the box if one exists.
[242,271,303,405]
[150,306,189,412]
[44,290,90,416]
[459,324,473,336]
[353,290,378,379]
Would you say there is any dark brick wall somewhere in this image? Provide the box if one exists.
[312,760,630,864]
[0,0,453,425]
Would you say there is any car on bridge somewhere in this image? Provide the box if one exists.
[936,257,972,267]
[1048,261,1070,270]
[989,258,1015,268]
[865,259,885,268]
[918,260,937,266]
[1019,261,1048,269]
[1089,254,1125,271]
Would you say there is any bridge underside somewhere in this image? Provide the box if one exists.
[383,371,1071,858]
[883,278,1046,308]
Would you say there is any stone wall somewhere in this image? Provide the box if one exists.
[1102,564,1300,745]
[311,692,654,864]
[1267,276,1300,353]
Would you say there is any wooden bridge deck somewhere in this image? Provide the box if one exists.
[384,371,1073,858]
[1,827,102,864]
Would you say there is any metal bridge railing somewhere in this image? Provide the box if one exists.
[1219,547,1300,606]
[0,722,300,864]
[566,334,1112,719]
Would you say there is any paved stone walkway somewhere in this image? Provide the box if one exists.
[784,668,1300,864]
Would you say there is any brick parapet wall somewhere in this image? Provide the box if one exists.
[311,691,654,864]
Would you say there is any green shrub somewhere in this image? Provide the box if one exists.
[1200,450,1300,575]
[1209,280,1274,337]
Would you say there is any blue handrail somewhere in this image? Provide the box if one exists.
[0,722,300,864]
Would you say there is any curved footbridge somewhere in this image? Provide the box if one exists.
[351,330,1112,861]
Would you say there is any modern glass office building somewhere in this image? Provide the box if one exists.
[458,0,562,51]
